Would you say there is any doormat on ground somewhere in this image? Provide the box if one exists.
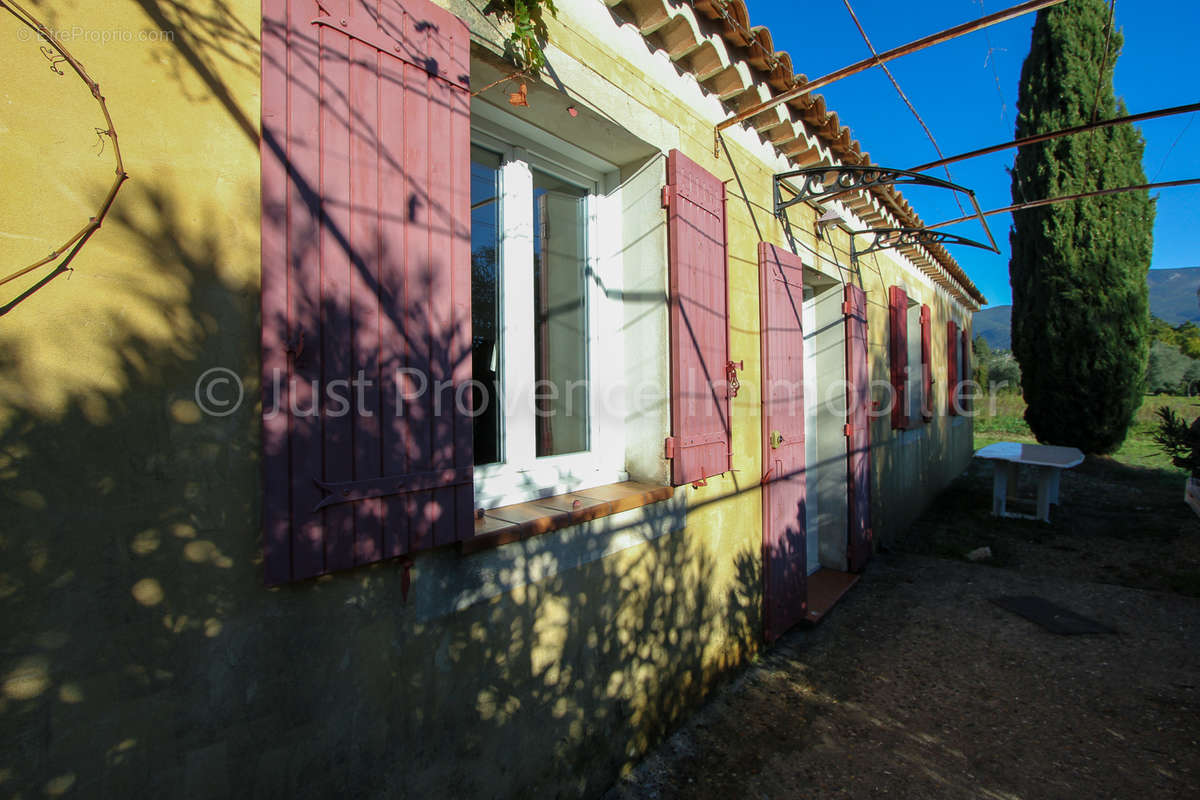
[989,595,1116,635]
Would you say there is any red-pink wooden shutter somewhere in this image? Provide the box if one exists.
[261,0,473,584]
[665,149,731,486]
[759,243,808,641]
[962,327,972,413]
[888,286,909,429]
[844,284,872,572]
[919,304,932,421]
[947,320,960,416]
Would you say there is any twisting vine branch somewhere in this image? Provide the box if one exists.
[0,0,128,290]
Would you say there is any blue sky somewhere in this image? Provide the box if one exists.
[746,0,1200,308]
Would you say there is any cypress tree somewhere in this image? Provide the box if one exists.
[1009,0,1155,453]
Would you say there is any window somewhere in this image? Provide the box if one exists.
[946,319,961,416]
[955,321,969,415]
[906,302,922,424]
[888,285,930,429]
[469,111,626,509]
[959,326,969,395]
[472,147,503,465]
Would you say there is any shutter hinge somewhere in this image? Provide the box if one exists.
[844,423,853,437]
[399,557,413,603]
[284,329,305,359]
[661,186,671,209]
[842,299,852,315]
[664,436,677,459]
[726,359,743,397]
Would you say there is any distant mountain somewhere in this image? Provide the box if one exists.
[973,267,1200,350]
[1147,267,1200,326]
[974,305,1012,349]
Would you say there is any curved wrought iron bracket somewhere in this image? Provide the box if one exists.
[850,228,998,258]
[772,165,999,255]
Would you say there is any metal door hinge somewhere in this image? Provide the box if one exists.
[844,423,853,437]
[661,186,671,209]
[664,436,677,459]
[726,359,743,397]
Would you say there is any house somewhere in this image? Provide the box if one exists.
[0,0,984,796]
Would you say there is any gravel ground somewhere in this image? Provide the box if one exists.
[606,459,1200,800]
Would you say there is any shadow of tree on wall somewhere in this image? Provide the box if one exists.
[0,7,768,798]
[0,175,762,789]
[130,0,261,142]
[0,179,261,795]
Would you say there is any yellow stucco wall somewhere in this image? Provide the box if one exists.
[1,0,972,796]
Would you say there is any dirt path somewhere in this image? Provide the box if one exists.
[606,554,1200,799]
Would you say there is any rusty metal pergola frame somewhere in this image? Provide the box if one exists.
[910,101,1200,173]
[773,165,999,260]
[926,177,1200,230]
[713,0,1067,156]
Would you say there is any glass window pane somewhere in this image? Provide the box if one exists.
[532,169,589,457]
[907,305,922,422]
[472,146,502,466]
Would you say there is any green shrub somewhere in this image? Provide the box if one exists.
[1153,406,1200,477]
[1146,341,1192,394]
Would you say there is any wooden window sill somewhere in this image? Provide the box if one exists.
[460,481,674,555]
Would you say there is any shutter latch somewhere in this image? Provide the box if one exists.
[726,359,743,397]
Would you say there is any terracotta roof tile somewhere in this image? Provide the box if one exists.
[607,0,986,307]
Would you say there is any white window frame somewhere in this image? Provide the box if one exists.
[802,286,820,575]
[470,110,627,509]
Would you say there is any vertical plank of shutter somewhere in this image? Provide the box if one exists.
[320,0,357,573]
[349,9,383,565]
[665,150,731,485]
[759,243,808,639]
[448,33,475,541]
[403,32,436,553]
[701,185,718,475]
[961,328,971,414]
[264,0,473,579]
[888,286,908,429]
[947,320,959,416]
[378,26,411,559]
[428,31,458,548]
[666,157,682,484]
[920,304,931,420]
[261,0,292,585]
[715,180,730,478]
[289,2,327,580]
